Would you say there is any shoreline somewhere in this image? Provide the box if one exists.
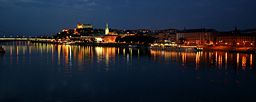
[30,40,150,48]
[27,41,256,53]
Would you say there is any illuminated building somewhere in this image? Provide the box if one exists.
[215,28,256,47]
[102,23,118,43]
[80,36,95,42]
[103,35,118,43]
[75,23,94,36]
[61,29,74,35]
[176,29,216,45]
[154,29,176,43]
[77,23,93,29]
[95,37,103,43]
[136,29,152,35]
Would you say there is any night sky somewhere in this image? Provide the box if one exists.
[0,0,256,35]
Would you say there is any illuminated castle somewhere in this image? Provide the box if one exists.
[77,23,93,29]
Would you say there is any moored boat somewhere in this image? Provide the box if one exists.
[194,47,204,52]
[128,45,138,48]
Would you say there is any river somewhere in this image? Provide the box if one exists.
[0,41,256,102]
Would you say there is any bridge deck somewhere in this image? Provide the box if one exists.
[0,38,53,41]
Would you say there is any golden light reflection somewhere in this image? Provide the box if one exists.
[51,45,54,64]
[151,50,181,63]
[123,48,126,56]
[117,48,120,55]
[2,42,256,72]
[218,55,223,69]
[10,47,13,56]
[95,47,103,63]
[63,45,70,65]
[225,52,228,69]
[215,52,218,66]
[62,45,72,73]
[10,47,13,64]
[73,46,77,63]
[209,52,214,64]
[40,44,43,54]
[16,46,19,64]
[22,46,26,55]
[77,46,84,65]
[105,48,109,67]
[250,54,253,69]
[16,46,19,56]
[149,49,256,70]
[242,56,246,70]
[129,48,133,63]
[196,52,200,69]
[94,47,117,68]
[58,45,61,65]
[29,46,32,55]
[237,53,240,69]
[182,52,187,65]
[151,50,157,61]
[138,49,140,57]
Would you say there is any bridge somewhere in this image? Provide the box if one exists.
[0,37,53,42]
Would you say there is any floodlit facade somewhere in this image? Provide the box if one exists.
[176,29,216,45]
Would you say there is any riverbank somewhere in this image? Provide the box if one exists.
[30,40,149,48]
[29,40,256,53]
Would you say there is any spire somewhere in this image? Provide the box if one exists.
[106,23,109,28]
[105,23,109,35]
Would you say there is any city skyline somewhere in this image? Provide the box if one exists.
[0,0,256,35]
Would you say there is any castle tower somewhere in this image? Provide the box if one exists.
[105,23,109,35]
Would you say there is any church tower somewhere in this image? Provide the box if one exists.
[105,23,109,35]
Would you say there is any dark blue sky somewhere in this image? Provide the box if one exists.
[0,0,256,35]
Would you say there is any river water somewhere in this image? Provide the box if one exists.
[0,41,256,102]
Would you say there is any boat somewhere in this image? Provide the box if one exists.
[128,45,138,48]
[0,46,5,53]
[194,47,203,52]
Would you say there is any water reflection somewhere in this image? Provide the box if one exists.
[1,42,256,102]
[1,42,256,71]
[150,50,256,70]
